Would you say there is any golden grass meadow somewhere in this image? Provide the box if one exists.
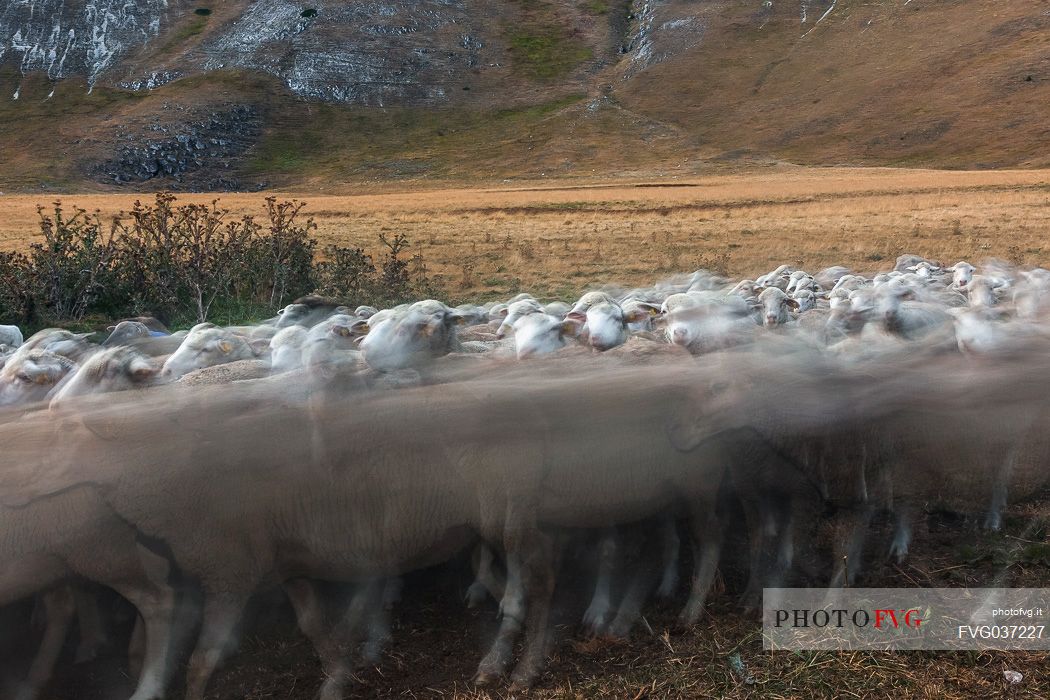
[4,166,1050,302]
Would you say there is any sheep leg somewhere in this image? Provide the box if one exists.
[474,555,525,684]
[16,586,76,700]
[679,502,723,626]
[283,578,357,700]
[115,582,177,700]
[738,494,770,613]
[655,516,680,600]
[465,544,504,609]
[828,506,874,588]
[72,585,109,663]
[508,527,557,690]
[607,528,664,639]
[582,528,617,636]
[183,592,249,700]
[985,446,1018,531]
[359,578,393,665]
[127,615,145,681]
[889,501,914,563]
[108,545,178,700]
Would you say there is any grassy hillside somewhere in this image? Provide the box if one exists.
[2,0,1050,190]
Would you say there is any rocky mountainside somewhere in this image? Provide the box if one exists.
[1,0,1048,190]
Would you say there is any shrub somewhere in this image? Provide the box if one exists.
[0,251,35,325]
[30,203,119,322]
[2,193,436,332]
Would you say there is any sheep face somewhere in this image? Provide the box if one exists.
[360,308,461,371]
[758,288,799,328]
[495,299,544,339]
[512,314,577,359]
[951,262,976,289]
[161,328,254,379]
[0,350,75,406]
[49,347,157,407]
[580,302,631,351]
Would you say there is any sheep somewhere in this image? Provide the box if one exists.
[792,289,818,313]
[566,292,653,351]
[875,351,1050,558]
[511,313,578,359]
[268,325,310,374]
[299,314,368,375]
[757,287,799,328]
[13,328,96,363]
[542,301,570,317]
[160,325,257,379]
[0,324,23,349]
[814,266,850,290]
[620,298,661,333]
[0,436,177,700]
[354,305,379,319]
[453,304,489,326]
[102,321,152,347]
[966,274,999,308]
[755,264,792,290]
[894,253,939,273]
[47,346,160,406]
[662,293,756,354]
[360,305,465,372]
[3,360,734,699]
[905,260,942,279]
[874,281,955,342]
[272,295,345,329]
[949,261,977,289]
[831,274,868,293]
[494,298,545,338]
[0,350,77,406]
[729,279,759,300]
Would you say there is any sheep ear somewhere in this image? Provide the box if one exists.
[129,357,157,381]
[333,325,352,338]
[624,309,649,324]
[565,311,586,323]
[561,320,582,337]
[217,340,233,354]
[248,339,270,357]
[498,308,510,317]
[786,298,800,310]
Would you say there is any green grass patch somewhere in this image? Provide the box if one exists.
[247,94,585,179]
[506,25,593,81]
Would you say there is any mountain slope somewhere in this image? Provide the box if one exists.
[1,0,1048,191]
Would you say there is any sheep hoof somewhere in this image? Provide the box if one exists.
[656,575,679,600]
[508,668,537,692]
[464,583,489,609]
[473,670,501,688]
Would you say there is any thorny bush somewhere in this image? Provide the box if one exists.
[0,193,436,330]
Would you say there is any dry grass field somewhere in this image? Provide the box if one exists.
[4,167,1050,302]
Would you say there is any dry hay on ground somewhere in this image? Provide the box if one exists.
[3,167,1050,301]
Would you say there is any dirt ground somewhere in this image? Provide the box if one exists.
[4,167,1050,302]
[16,491,1049,700]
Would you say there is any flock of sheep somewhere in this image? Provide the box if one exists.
[1,252,1049,699]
